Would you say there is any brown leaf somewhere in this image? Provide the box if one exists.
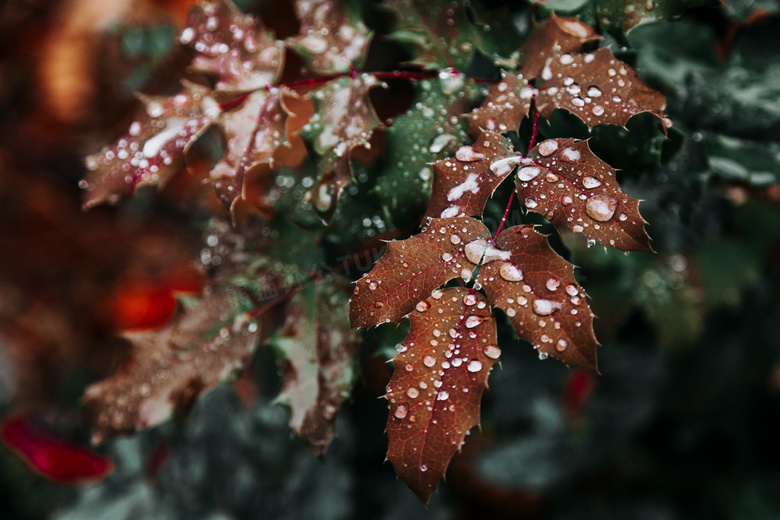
[478,225,598,371]
[306,75,385,220]
[518,14,600,80]
[349,216,490,329]
[386,287,500,503]
[287,0,372,74]
[271,277,359,454]
[81,82,218,209]
[534,47,669,129]
[424,130,518,220]
[211,88,313,214]
[466,73,533,139]
[182,0,284,92]
[84,289,269,444]
[518,138,651,251]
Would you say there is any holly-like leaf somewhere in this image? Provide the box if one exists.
[518,14,600,80]
[181,0,284,91]
[424,130,518,220]
[385,287,500,503]
[84,289,266,444]
[479,225,598,370]
[270,277,360,454]
[534,47,670,129]
[518,138,652,251]
[211,88,313,213]
[304,74,385,220]
[82,82,219,209]
[349,216,491,328]
[383,0,482,70]
[287,0,372,74]
[466,72,534,138]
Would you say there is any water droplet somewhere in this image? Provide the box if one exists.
[460,268,473,281]
[465,316,485,328]
[405,364,413,372]
[619,213,627,221]
[420,464,428,472]
[517,166,541,181]
[467,360,483,372]
[490,156,522,176]
[432,289,443,299]
[538,140,559,156]
[592,105,605,116]
[396,344,408,353]
[407,388,419,398]
[586,195,618,222]
[424,355,436,367]
[442,252,453,262]
[506,307,516,317]
[395,405,408,419]
[525,198,538,209]
[463,293,477,306]
[562,195,573,205]
[500,263,523,281]
[483,345,501,359]
[533,299,560,316]
[546,278,560,291]
[374,302,384,309]
[587,86,602,98]
[416,301,430,312]
[437,391,450,401]
[582,176,602,189]
[538,352,549,360]
[562,148,580,162]
[560,54,574,65]
[369,282,377,290]
[450,234,462,244]
[456,145,485,162]
[565,284,578,296]
[556,339,568,351]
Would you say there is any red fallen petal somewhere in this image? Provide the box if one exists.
[562,370,596,418]
[1,416,114,484]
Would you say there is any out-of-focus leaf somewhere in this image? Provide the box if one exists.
[269,276,359,454]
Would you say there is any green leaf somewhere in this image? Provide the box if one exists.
[595,0,715,34]
[374,76,478,229]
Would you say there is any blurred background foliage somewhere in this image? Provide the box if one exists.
[2,0,780,518]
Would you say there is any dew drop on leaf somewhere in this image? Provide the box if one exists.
[416,301,430,312]
[499,263,523,281]
[538,140,559,156]
[483,345,501,359]
[582,176,602,189]
[395,405,408,419]
[467,360,483,372]
[585,195,618,222]
[423,355,436,367]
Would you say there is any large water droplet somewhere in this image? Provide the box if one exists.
[407,388,419,398]
[546,278,560,291]
[437,391,450,401]
[467,360,483,372]
[483,345,501,359]
[416,301,430,312]
[538,352,549,360]
[395,405,408,419]
[561,148,580,162]
[586,195,618,222]
[450,234,462,244]
[582,176,602,189]
[500,263,523,281]
[423,355,436,367]
[456,145,485,162]
[587,86,602,98]
[517,166,541,181]
[490,156,522,176]
[538,140,559,156]
[533,299,561,316]
[556,339,568,351]
[442,252,453,262]
[465,315,485,328]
